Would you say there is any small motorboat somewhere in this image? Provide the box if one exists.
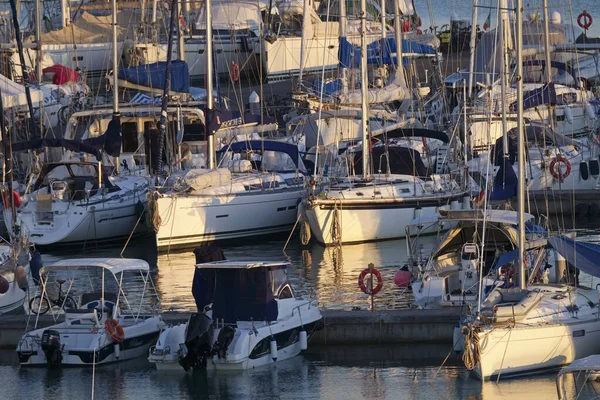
[149,248,322,371]
[17,258,164,367]
[557,355,600,399]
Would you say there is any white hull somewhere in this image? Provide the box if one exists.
[155,189,303,250]
[468,319,600,381]
[18,316,163,366]
[304,196,467,245]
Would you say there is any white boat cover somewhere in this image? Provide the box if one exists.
[557,355,600,377]
[335,74,411,105]
[32,12,130,45]
[0,73,42,107]
[41,258,150,275]
[184,168,232,191]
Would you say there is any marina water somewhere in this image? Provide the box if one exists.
[1,219,600,399]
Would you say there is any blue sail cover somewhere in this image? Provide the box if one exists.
[548,235,600,278]
[217,140,300,167]
[490,157,518,201]
[338,37,436,68]
[312,78,343,96]
[510,82,557,112]
[118,60,190,93]
[492,249,519,270]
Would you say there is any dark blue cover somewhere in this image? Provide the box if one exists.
[207,267,279,323]
[492,249,519,270]
[490,157,518,201]
[338,36,436,68]
[384,128,450,143]
[548,235,600,279]
[510,82,557,112]
[84,114,122,157]
[118,60,190,93]
[12,138,102,160]
[217,140,300,167]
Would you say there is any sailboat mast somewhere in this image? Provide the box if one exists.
[205,0,215,169]
[516,0,526,289]
[393,0,404,86]
[500,0,509,156]
[360,0,369,179]
[35,0,42,84]
[467,0,478,97]
[542,0,554,130]
[112,0,119,113]
[298,0,311,81]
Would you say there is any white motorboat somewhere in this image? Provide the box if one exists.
[17,258,164,367]
[556,355,600,399]
[10,161,149,246]
[149,258,322,371]
[410,209,546,309]
[0,242,31,315]
[154,140,306,250]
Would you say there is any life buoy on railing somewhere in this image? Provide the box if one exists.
[230,62,240,82]
[549,155,571,182]
[2,190,21,209]
[105,319,125,343]
[578,11,593,30]
[358,267,383,295]
[417,29,423,35]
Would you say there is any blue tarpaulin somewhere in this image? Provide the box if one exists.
[510,82,557,112]
[118,60,190,93]
[492,249,519,270]
[548,235,600,278]
[338,37,436,69]
[312,78,343,96]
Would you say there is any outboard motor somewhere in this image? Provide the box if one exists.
[179,313,213,371]
[212,326,236,360]
[41,330,62,367]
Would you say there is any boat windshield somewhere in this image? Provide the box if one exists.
[33,163,111,196]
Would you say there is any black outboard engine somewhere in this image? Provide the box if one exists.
[41,330,62,367]
[179,313,213,371]
[213,326,236,360]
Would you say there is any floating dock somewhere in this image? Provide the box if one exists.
[0,309,462,349]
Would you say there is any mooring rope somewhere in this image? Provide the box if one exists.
[461,322,481,371]
[146,191,162,233]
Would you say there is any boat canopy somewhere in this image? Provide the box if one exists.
[40,258,150,275]
[12,114,122,159]
[548,236,600,279]
[383,127,449,143]
[353,146,428,177]
[118,60,190,93]
[437,209,534,225]
[216,140,302,169]
[510,82,557,111]
[194,260,289,323]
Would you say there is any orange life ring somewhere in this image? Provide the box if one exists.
[358,267,383,295]
[549,155,571,182]
[230,62,240,82]
[578,11,592,30]
[2,190,21,209]
[105,319,125,343]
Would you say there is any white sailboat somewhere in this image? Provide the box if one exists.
[300,0,469,246]
[454,0,600,381]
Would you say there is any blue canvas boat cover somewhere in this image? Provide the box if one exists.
[338,37,436,68]
[217,140,300,167]
[510,82,557,112]
[118,60,190,93]
[492,249,519,270]
[548,235,600,278]
[490,157,518,201]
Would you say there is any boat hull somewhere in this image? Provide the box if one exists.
[461,319,600,381]
[155,189,303,250]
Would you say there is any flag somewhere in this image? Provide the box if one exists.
[473,189,486,207]
[483,12,491,31]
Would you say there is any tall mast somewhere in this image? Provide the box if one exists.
[542,0,554,130]
[177,0,185,62]
[500,0,509,156]
[360,0,369,179]
[8,0,38,139]
[112,0,119,114]
[206,0,215,169]
[467,0,478,97]
[340,0,348,93]
[35,0,42,84]
[298,0,312,81]
[516,0,525,289]
[393,0,404,86]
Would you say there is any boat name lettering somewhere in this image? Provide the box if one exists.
[220,117,243,129]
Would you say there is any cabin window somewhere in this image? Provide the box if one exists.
[271,269,289,297]
[122,122,138,153]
